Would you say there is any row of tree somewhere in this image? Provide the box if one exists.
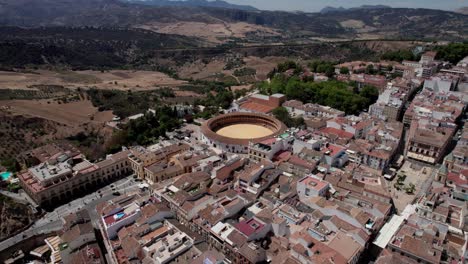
[258,75,378,115]
[107,107,181,152]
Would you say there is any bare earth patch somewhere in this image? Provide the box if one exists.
[138,22,280,44]
[0,70,186,91]
[178,59,227,80]
[231,84,252,91]
[243,56,288,80]
[0,99,112,126]
[178,56,286,81]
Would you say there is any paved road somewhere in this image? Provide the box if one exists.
[0,175,140,252]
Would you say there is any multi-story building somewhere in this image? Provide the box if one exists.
[423,73,460,93]
[296,175,330,198]
[326,116,373,139]
[157,171,214,225]
[369,78,421,121]
[350,73,388,92]
[236,162,282,197]
[144,161,184,184]
[384,213,466,264]
[128,142,189,179]
[18,150,131,207]
[59,210,104,264]
[403,90,465,126]
[283,100,345,118]
[275,152,317,177]
[406,121,453,164]
[420,51,437,64]
[96,193,193,264]
[248,136,293,162]
[346,121,403,172]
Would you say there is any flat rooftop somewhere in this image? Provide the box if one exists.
[29,161,72,182]
[299,176,329,191]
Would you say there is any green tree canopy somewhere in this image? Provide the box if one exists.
[435,43,468,64]
[340,66,350,74]
[259,76,378,115]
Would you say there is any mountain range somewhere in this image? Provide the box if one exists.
[455,7,468,15]
[0,0,466,43]
[320,5,391,14]
[120,0,257,11]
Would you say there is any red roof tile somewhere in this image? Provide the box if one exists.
[319,127,354,139]
[240,102,275,114]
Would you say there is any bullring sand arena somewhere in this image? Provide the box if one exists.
[200,112,287,153]
[216,124,274,139]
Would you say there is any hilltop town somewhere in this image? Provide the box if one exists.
[0,41,466,264]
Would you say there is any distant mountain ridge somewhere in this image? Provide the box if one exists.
[120,0,258,11]
[0,0,466,42]
[455,7,468,15]
[321,5,391,14]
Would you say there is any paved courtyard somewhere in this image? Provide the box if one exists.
[389,160,435,213]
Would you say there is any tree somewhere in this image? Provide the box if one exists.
[435,43,468,64]
[277,61,299,73]
[405,183,416,194]
[272,107,290,124]
[365,64,376,75]
[1,158,20,173]
[272,107,304,128]
[340,67,350,74]
[309,60,335,77]
[360,85,379,103]
[381,49,417,62]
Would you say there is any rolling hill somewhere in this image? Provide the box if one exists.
[0,0,466,43]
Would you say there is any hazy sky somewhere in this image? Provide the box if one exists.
[223,0,468,12]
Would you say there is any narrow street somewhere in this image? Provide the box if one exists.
[0,175,139,252]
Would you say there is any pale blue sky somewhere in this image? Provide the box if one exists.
[223,0,468,12]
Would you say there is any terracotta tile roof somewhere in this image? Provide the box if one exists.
[121,236,142,260]
[318,127,354,139]
[238,243,266,263]
[447,171,468,186]
[240,101,276,114]
[288,155,316,170]
[227,229,247,247]
[398,235,442,263]
[68,243,103,264]
[60,222,94,244]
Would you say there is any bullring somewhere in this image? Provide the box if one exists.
[200,112,287,153]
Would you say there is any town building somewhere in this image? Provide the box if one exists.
[18,150,131,207]
[59,210,104,264]
[406,120,453,164]
[282,100,345,118]
[248,136,294,162]
[383,212,466,264]
[128,142,190,179]
[234,93,286,114]
[423,73,460,93]
[296,175,330,198]
[369,78,422,121]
